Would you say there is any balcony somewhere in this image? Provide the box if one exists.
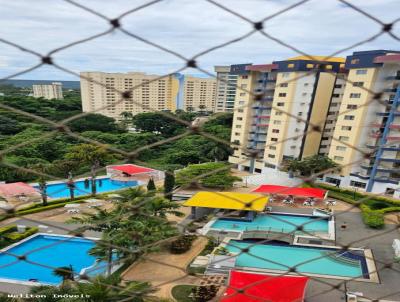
[386,75,400,81]
[390,124,400,129]
[369,132,382,138]
[379,158,400,163]
[373,177,399,184]
[386,136,400,141]
[370,123,384,128]
[350,172,370,180]
[383,87,398,93]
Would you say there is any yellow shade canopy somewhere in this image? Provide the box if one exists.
[287,55,345,63]
[183,191,268,212]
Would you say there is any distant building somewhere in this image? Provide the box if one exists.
[214,66,237,112]
[80,72,180,120]
[32,82,63,100]
[182,76,216,112]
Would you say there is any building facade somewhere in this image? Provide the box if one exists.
[32,82,63,100]
[182,76,216,112]
[214,65,248,112]
[325,50,400,197]
[229,56,346,174]
[80,72,180,120]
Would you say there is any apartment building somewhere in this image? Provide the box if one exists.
[325,50,400,197]
[80,72,180,120]
[229,63,277,173]
[229,56,346,173]
[214,65,243,112]
[32,82,63,100]
[182,76,216,112]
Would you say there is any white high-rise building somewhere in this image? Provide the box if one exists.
[32,82,63,100]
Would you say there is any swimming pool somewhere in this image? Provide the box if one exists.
[210,213,329,234]
[0,235,106,284]
[225,240,366,279]
[33,177,138,199]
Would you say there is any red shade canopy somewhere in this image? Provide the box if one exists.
[0,182,38,197]
[253,185,326,199]
[109,164,154,175]
[222,271,308,302]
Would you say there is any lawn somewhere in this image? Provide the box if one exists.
[171,285,196,302]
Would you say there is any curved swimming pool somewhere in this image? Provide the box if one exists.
[0,234,106,285]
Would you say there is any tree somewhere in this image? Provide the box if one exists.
[64,144,113,195]
[67,113,119,133]
[282,154,339,177]
[53,266,75,286]
[0,116,22,135]
[147,177,156,191]
[192,285,218,302]
[164,170,175,200]
[132,112,187,137]
[38,179,48,206]
[176,162,241,189]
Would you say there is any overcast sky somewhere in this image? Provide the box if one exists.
[0,0,399,80]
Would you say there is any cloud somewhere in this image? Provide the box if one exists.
[0,0,398,80]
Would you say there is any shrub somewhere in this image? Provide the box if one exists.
[361,205,385,229]
[4,227,39,242]
[0,224,17,235]
[192,285,218,302]
[170,235,196,254]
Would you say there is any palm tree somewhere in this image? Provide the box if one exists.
[88,233,114,277]
[53,266,74,286]
[65,144,111,196]
[66,171,75,201]
[38,178,48,206]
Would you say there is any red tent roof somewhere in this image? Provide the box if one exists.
[109,164,154,175]
[0,182,39,197]
[222,271,308,302]
[253,185,326,199]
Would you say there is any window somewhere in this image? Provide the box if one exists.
[334,156,344,161]
[298,112,303,116]
[334,84,342,88]
[288,63,295,68]
[331,102,338,107]
[336,146,347,151]
[269,146,276,150]
[332,93,340,98]
[268,154,276,158]
[350,93,361,98]
[351,58,360,64]
[235,125,241,128]
[280,83,288,87]
[339,136,349,142]
[273,120,281,125]
[241,84,247,88]
[306,63,314,68]
[271,137,278,142]
[341,126,352,131]
[353,82,364,87]
[350,181,366,189]
[277,102,284,107]
[237,117,243,121]
[281,72,290,78]
[278,93,287,97]
[240,93,246,96]
[238,101,245,105]
[356,69,367,75]
[347,104,357,109]
[238,109,244,113]
[272,129,280,133]
[302,92,307,96]
[290,145,296,149]
[234,132,240,136]
[304,83,309,87]
[325,65,333,70]
[275,111,283,116]
[344,115,355,120]
[242,75,248,79]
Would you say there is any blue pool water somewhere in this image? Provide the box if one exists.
[210,214,329,233]
[0,235,105,284]
[33,178,138,199]
[226,240,364,278]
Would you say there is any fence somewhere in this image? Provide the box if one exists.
[0,1,400,301]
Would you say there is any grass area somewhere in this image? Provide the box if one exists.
[171,285,196,302]
[0,225,38,248]
[311,183,400,228]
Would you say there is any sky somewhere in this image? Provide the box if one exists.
[0,0,399,80]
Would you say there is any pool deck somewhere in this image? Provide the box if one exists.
[257,207,400,302]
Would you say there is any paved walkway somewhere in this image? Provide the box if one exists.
[121,237,208,299]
